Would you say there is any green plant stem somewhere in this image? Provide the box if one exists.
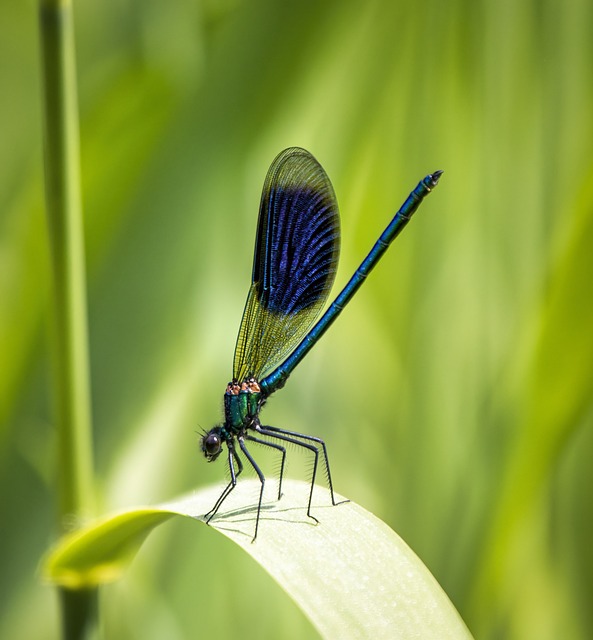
[60,589,99,640]
[39,0,96,637]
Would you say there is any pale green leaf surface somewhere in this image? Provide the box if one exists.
[44,479,472,639]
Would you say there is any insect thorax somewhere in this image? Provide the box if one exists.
[224,377,262,431]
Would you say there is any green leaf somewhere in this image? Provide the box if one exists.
[44,480,473,639]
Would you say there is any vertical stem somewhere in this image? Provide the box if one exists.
[60,589,99,640]
[38,0,97,637]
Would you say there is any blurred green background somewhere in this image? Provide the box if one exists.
[2,0,593,638]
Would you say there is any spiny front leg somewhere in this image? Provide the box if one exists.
[205,445,242,523]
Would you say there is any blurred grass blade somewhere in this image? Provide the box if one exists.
[39,0,94,522]
[39,0,97,636]
[43,480,473,640]
[525,168,593,460]
[473,167,593,615]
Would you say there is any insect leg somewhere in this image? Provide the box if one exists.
[246,433,286,500]
[205,444,243,522]
[260,425,345,507]
[256,425,320,525]
[237,438,266,543]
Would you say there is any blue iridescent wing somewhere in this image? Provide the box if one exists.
[233,147,340,381]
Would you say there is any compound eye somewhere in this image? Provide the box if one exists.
[203,433,221,457]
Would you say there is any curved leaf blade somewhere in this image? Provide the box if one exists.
[43,480,472,639]
[43,510,175,589]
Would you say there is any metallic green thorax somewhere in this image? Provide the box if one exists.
[223,378,263,431]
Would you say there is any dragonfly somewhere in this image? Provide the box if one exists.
[200,147,442,541]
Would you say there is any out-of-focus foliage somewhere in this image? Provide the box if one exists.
[1,0,592,638]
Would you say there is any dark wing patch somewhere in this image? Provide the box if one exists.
[233,148,340,380]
